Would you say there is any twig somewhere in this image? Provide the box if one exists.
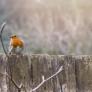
[31,66,63,92]
[0,65,63,92]
[0,22,8,57]
[0,72,22,91]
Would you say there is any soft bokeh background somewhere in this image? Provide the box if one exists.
[0,0,92,55]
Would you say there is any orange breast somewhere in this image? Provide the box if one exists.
[11,38,23,48]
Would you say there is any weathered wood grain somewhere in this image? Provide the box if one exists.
[0,54,92,92]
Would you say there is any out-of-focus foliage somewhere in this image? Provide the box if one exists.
[0,0,92,54]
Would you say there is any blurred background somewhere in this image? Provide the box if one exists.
[0,0,92,55]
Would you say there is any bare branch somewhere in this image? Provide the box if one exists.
[42,75,45,81]
[0,72,22,91]
[32,66,63,92]
[0,65,63,92]
[0,22,8,58]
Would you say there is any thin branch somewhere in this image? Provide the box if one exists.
[0,66,63,92]
[32,66,63,92]
[0,72,21,91]
[0,22,8,58]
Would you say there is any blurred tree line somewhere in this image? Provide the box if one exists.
[0,0,92,55]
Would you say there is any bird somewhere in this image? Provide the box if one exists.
[9,35,24,54]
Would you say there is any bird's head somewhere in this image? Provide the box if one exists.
[10,35,17,39]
